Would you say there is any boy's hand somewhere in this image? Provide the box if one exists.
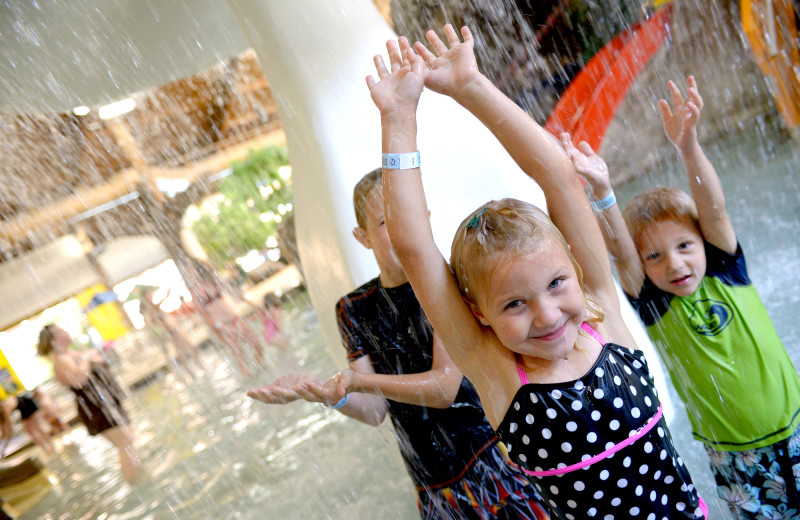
[296,370,352,406]
[413,24,480,98]
[366,37,426,119]
[659,76,703,152]
[247,373,322,404]
[561,133,612,198]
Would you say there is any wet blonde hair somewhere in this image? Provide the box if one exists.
[353,168,382,230]
[450,198,603,323]
[623,187,700,248]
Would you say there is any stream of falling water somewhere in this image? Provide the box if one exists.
[16,122,799,520]
[2,2,798,518]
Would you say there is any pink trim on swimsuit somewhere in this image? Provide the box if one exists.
[521,403,663,477]
[698,496,709,518]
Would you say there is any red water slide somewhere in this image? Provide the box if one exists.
[545,5,673,151]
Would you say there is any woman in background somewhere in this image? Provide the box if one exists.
[37,324,139,481]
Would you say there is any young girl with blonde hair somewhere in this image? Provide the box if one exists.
[367,24,708,519]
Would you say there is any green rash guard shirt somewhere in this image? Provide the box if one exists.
[627,241,800,451]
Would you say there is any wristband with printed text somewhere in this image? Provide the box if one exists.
[382,151,420,170]
[590,190,617,211]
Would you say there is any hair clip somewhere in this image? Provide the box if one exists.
[465,208,487,229]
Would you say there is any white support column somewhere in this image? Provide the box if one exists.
[226,0,545,362]
[225,0,551,362]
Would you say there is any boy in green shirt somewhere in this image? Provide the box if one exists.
[563,76,800,519]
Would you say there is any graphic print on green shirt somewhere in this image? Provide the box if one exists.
[687,299,733,336]
[628,242,800,450]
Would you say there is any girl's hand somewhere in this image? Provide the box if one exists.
[561,133,612,198]
[366,37,426,119]
[413,24,480,97]
[659,76,703,152]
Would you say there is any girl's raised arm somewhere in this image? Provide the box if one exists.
[366,38,489,380]
[415,25,617,304]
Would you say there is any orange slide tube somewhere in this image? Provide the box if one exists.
[545,5,673,151]
[741,0,800,133]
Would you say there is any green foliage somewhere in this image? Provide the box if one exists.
[220,145,293,211]
[191,145,292,266]
[568,0,642,63]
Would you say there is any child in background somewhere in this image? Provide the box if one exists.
[139,287,200,373]
[248,168,549,520]
[369,24,707,519]
[563,76,800,519]
[32,386,70,437]
[259,293,289,349]
[192,264,264,377]
[0,392,54,458]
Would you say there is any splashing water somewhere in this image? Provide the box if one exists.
[0,1,797,519]
[23,296,417,519]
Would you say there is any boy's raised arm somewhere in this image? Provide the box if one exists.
[660,77,737,254]
[415,25,616,303]
[562,134,645,297]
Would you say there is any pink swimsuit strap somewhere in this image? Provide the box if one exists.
[515,364,529,385]
[580,321,605,345]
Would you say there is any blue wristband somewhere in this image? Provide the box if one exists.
[328,394,349,410]
[590,190,617,211]
[382,151,420,170]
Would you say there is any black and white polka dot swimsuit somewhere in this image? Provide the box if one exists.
[496,323,707,520]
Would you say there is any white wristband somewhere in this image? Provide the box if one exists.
[590,190,617,211]
[382,151,420,170]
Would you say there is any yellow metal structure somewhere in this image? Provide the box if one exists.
[0,351,23,400]
[75,284,129,342]
[742,0,800,133]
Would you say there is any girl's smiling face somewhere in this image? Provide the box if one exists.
[473,237,586,361]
